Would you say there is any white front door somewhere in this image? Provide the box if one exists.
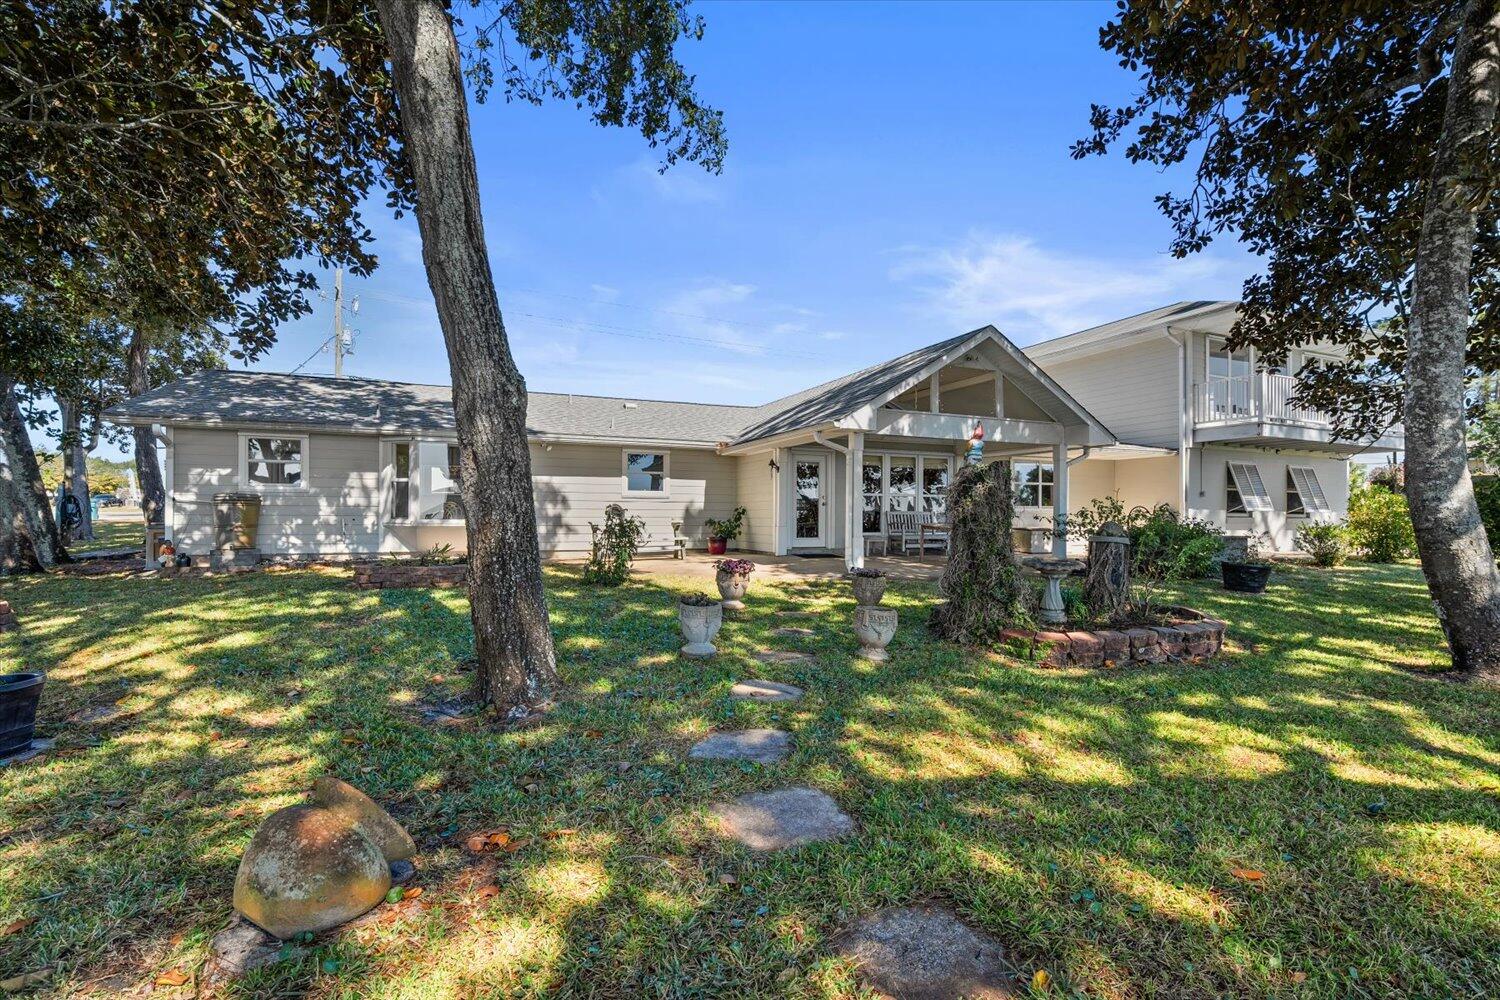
[792,457,828,547]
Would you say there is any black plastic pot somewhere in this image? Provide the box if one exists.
[1221,561,1273,594]
[0,672,44,758]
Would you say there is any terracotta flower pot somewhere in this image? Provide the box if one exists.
[852,606,898,661]
[715,569,751,611]
[850,573,888,606]
[679,600,723,658]
[707,537,728,555]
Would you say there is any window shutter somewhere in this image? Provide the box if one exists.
[1288,467,1330,512]
[1227,462,1273,511]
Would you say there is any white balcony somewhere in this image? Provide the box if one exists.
[1192,374,1403,452]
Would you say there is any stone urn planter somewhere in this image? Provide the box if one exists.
[852,605,898,661]
[679,595,724,658]
[0,671,44,760]
[849,568,888,606]
[713,558,756,611]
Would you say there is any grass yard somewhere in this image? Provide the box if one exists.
[0,561,1496,998]
[66,519,141,556]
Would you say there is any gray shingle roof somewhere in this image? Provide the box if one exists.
[104,370,758,445]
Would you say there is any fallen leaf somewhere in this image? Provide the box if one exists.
[0,969,50,992]
[403,887,424,900]
[1231,868,1265,881]
[1031,968,1051,990]
[503,837,530,853]
[1,918,34,937]
[488,832,511,848]
[465,835,489,854]
[544,828,578,840]
[718,873,738,885]
[790,922,805,943]
[154,968,190,987]
[583,729,604,739]
[475,885,500,899]
[1289,971,1308,983]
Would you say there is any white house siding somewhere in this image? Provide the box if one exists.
[735,452,778,553]
[1039,337,1181,448]
[169,427,383,556]
[1188,445,1349,551]
[526,442,739,556]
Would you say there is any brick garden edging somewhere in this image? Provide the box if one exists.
[351,563,468,589]
[0,599,17,632]
[1000,606,1226,667]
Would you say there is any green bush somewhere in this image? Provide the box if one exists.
[1128,504,1223,580]
[1345,484,1416,562]
[1295,522,1347,567]
[582,504,646,586]
[1474,476,1500,552]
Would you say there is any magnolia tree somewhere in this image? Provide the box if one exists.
[1076,0,1500,681]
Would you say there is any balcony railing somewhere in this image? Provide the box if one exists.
[1193,373,1331,426]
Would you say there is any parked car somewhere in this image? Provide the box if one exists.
[94,494,125,508]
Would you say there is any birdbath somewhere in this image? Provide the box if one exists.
[1024,556,1085,626]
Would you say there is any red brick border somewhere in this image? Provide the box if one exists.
[0,599,17,632]
[351,563,468,589]
[1000,606,1226,667]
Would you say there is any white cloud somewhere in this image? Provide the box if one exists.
[892,233,1235,343]
[660,280,763,355]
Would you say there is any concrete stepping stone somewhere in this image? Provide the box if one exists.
[689,729,791,764]
[831,906,1017,999]
[771,626,817,638]
[753,649,812,664]
[710,787,854,851]
[729,679,804,702]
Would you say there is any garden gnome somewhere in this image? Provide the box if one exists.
[965,421,985,466]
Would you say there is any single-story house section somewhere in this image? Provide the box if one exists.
[104,304,1402,569]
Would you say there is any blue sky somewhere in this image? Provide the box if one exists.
[100,1,1258,458]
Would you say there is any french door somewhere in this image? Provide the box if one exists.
[792,457,828,547]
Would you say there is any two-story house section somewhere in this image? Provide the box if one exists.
[1025,301,1405,551]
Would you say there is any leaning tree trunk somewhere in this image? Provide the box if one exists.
[58,400,93,542]
[375,0,558,716]
[0,448,43,574]
[0,376,66,565]
[127,329,165,525]
[1405,0,1500,683]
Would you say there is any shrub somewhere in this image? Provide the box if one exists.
[1474,476,1500,552]
[1345,484,1416,562]
[1128,505,1223,580]
[704,506,747,542]
[582,504,646,586]
[1295,522,1347,567]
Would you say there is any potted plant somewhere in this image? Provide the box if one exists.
[678,593,723,658]
[713,558,756,611]
[1220,536,1273,593]
[849,567,888,606]
[0,671,45,760]
[704,506,747,556]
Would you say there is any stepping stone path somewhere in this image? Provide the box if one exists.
[689,729,791,764]
[710,787,854,851]
[729,679,804,702]
[753,649,812,664]
[831,906,1017,999]
[771,626,816,638]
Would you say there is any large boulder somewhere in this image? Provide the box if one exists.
[232,804,391,940]
[311,776,416,861]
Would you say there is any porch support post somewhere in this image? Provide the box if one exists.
[1051,440,1069,557]
[847,431,865,571]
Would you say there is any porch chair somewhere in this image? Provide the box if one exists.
[670,518,689,560]
[886,511,920,555]
[919,510,951,555]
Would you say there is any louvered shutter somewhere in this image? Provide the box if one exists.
[1288,467,1330,512]
[1227,462,1273,511]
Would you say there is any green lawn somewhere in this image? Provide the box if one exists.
[66,519,141,556]
[0,561,1496,998]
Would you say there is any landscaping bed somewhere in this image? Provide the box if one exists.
[1002,606,1227,667]
[351,562,468,589]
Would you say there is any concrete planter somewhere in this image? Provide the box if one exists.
[850,573,888,606]
[853,605,898,661]
[679,599,724,658]
[0,671,44,759]
[715,570,751,611]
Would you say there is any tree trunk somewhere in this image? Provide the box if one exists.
[127,329,166,525]
[374,0,558,716]
[1405,0,1500,682]
[58,400,94,542]
[0,376,66,565]
[0,446,43,574]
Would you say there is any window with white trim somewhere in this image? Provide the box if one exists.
[922,460,950,514]
[1287,466,1330,514]
[1226,462,1272,513]
[1014,462,1054,507]
[887,456,917,514]
[862,458,883,533]
[392,442,411,519]
[242,435,306,488]
[623,451,668,495]
[386,440,464,523]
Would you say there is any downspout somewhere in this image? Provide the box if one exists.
[1163,328,1191,516]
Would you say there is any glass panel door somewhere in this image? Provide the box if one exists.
[794,459,824,542]
[1207,338,1251,417]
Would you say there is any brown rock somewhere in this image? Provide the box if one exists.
[1065,631,1104,667]
[311,776,416,861]
[233,804,391,939]
[1095,630,1129,663]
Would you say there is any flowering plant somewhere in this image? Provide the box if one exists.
[713,558,756,575]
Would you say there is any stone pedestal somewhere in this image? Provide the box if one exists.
[1024,556,1085,626]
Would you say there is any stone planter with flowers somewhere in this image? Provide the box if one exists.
[714,558,755,611]
[849,567,888,606]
